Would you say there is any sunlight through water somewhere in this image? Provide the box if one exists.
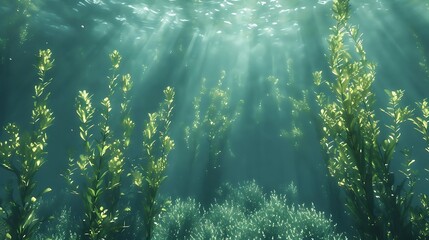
[1,0,429,238]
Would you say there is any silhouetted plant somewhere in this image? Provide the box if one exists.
[249,60,310,148]
[184,71,238,168]
[184,71,239,204]
[414,34,429,82]
[314,0,417,239]
[0,0,35,61]
[279,87,310,147]
[131,86,175,240]
[70,50,134,240]
[0,49,54,240]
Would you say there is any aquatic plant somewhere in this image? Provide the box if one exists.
[35,207,78,240]
[0,214,6,239]
[0,0,35,49]
[131,86,175,240]
[189,219,221,240]
[279,88,310,147]
[0,49,54,240]
[266,75,284,112]
[204,200,247,239]
[184,71,238,168]
[414,34,429,82]
[152,181,346,240]
[241,192,346,240]
[314,0,422,239]
[282,181,299,204]
[410,99,429,238]
[215,180,265,215]
[152,198,202,240]
[184,71,239,203]
[292,203,345,240]
[412,99,429,152]
[247,61,310,149]
[69,50,134,240]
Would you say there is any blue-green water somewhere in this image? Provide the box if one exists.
[1,0,429,239]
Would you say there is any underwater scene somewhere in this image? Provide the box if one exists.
[1,0,429,239]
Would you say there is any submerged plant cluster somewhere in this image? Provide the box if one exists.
[0,49,54,240]
[0,0,34,61]
[0,47,344,239]
[152,181,346,240]
[0,49,176,240]
[1,0,429,239]
[315,0,429,239]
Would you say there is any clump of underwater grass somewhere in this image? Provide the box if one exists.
[152,181,346,240]
[0,49,54,240]
[239,192,346,240]
[152,198,202,240]
[215,180,265,215]
[35,207,78,240]
[203,200,247,239]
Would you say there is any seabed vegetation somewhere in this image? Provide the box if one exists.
[1,0,429,239]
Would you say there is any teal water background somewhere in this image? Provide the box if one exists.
[1,0,429,234]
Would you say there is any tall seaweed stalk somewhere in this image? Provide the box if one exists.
[184,71,239,204]
[410,99,429,239]
[314,0,415,239]
[71,50,134,240]
[131,86,175,240]
[0,49,54,240]
[184,72,236,169]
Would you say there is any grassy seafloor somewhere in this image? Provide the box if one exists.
[1,0,429,239]
[34,181,347,239]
